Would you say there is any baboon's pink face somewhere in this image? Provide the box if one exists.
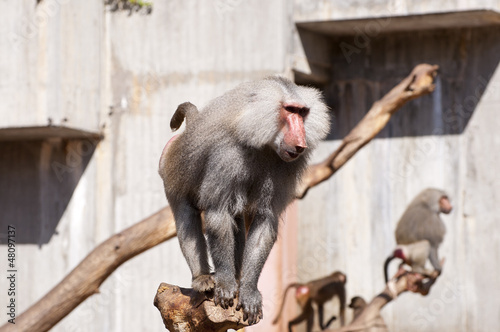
[439,196,452,214]
[276,104,309,162]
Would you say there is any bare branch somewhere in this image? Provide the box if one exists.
[297,64,439,198]
[0,207,176,332]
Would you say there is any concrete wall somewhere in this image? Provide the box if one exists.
[1,1,499,332]
[293,0,500,21]
[293,8,500,332]
[0,0,103,133]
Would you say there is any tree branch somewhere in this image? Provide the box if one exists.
[154,283,251,332]
[328,267,442,332]
[0,207,176,332]
[0,64,438,332]
[296,64,439,198]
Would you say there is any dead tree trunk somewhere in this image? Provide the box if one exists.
[0,64,438,332]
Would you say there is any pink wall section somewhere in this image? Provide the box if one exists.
[246,201,299,332]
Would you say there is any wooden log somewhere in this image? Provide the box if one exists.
[154,283,253,332]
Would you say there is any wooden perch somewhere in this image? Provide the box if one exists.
[0,64,438,332]
[297,64,439,198]
[328,267,442,332]
[154,283,252,332]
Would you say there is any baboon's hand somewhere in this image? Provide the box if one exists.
[213,277,238,309]
[192,274,215,293]
[236,287,263,325]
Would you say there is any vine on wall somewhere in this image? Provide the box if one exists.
[105,0,152,15]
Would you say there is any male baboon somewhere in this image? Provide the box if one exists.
[384,188,452,282]
[159,77,330,324]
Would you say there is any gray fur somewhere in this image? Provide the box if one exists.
[402,240,433,275]
[158,76,330,324]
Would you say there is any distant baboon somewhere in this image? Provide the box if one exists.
[348,296,388,330]
[272,271,346,331]
[348,296,367,321]
[159,77,330,324]
[385,188,452,282]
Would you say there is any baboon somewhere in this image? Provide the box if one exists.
[159,76,330,324]
[384,188,452,282]
[348,296,388,330]
[272,271,346,331]
[348,296,367,321]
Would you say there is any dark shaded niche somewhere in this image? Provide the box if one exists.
[296,10,500,140]
[0,134,100,245]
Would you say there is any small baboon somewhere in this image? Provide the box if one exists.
[384,188,452,282]
[159,76,330,324]
[348,296,367,321]
[348,296,388,330]
[272,271,346,331]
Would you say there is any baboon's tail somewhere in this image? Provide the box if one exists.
[170,102,198,131]
[272,282,302,325]
[384,255,396,283]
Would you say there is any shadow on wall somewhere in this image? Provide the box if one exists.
[296,22,500,140]
[0,136,98,245]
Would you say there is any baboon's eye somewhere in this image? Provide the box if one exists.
[285,106,309,117]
